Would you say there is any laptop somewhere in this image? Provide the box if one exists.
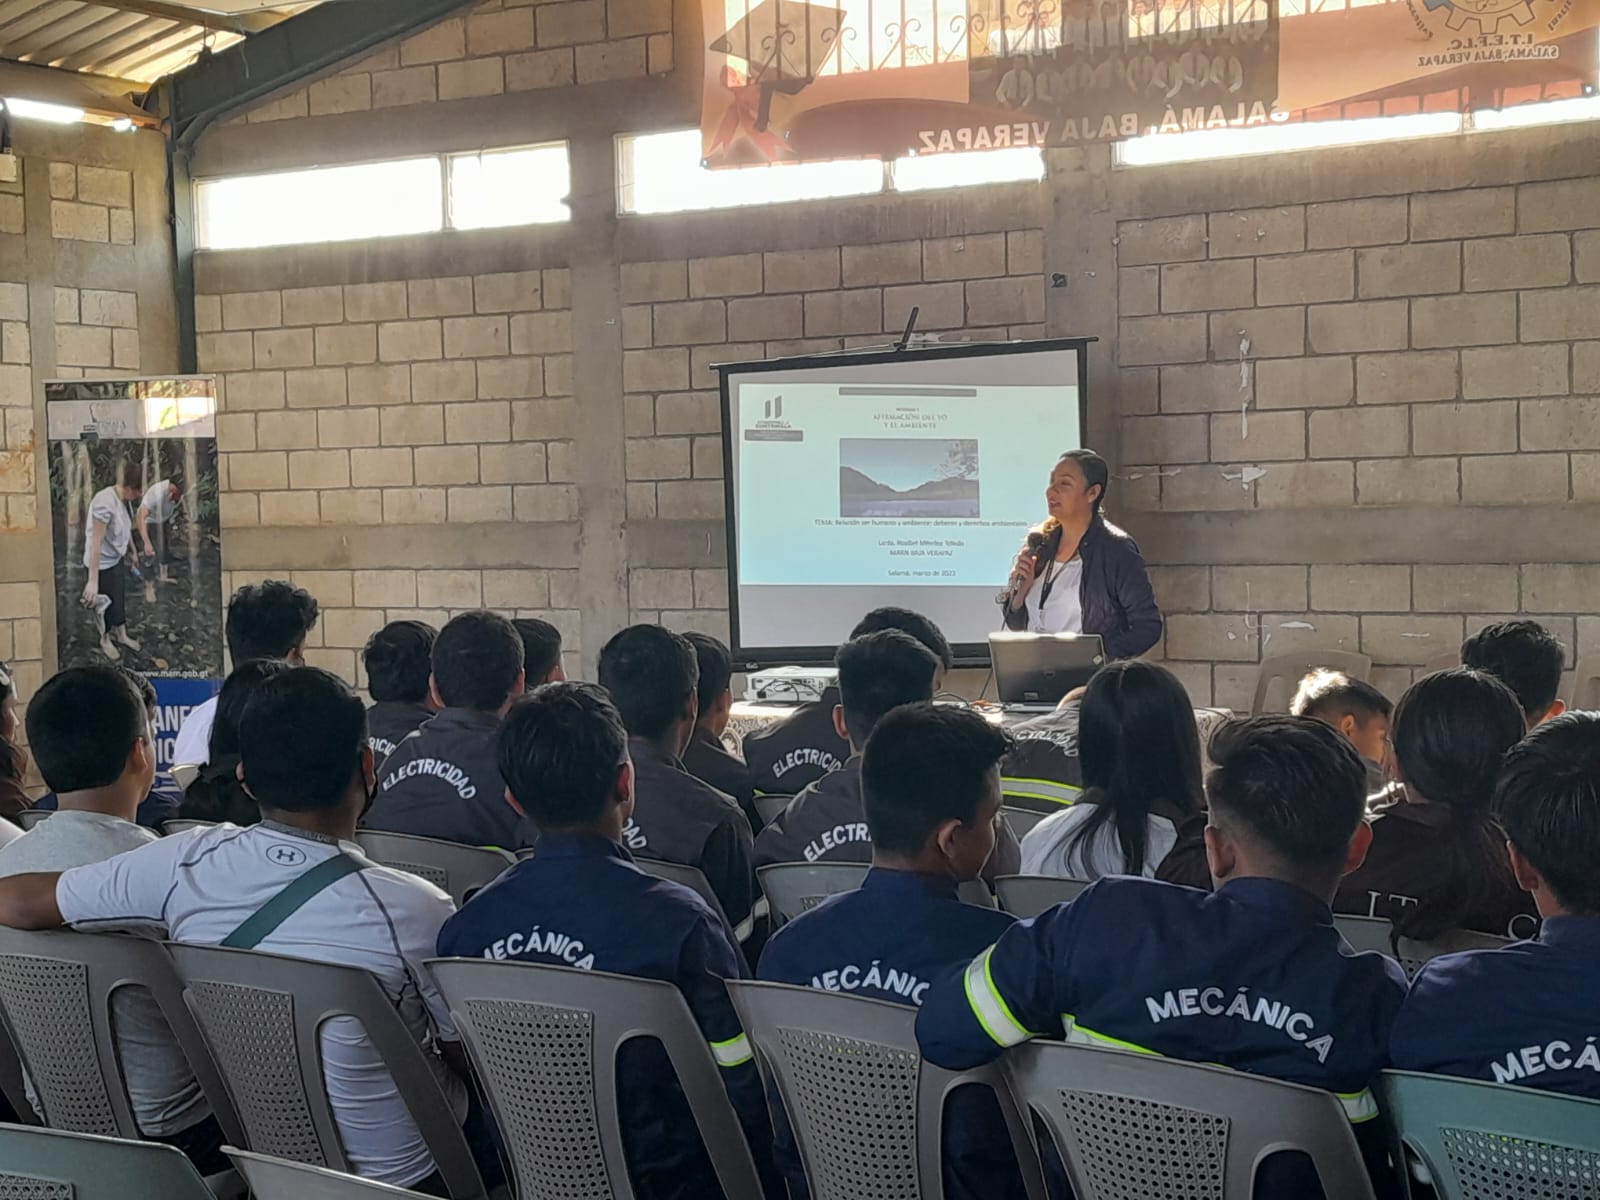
[989,632,1107,708]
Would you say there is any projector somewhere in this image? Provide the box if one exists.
[745,666,839,704]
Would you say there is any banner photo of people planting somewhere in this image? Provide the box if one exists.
[45,377,222,783]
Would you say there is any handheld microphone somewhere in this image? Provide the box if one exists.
[999,530,1046,607]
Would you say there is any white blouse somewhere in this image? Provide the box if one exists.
[1023,557,1084,634]
[1020,804,1179,881]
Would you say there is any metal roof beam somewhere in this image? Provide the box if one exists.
[88,0,278,37]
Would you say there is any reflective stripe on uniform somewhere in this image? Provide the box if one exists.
[710,1032,753,1068]
[1064,1015,1379,1124]
[1000,778,1081,806]
[963,947,1034,1047]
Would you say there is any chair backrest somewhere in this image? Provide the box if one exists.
[165,943,485,1200]
[634,858,742,942]
[171,763,202,792]
[0,1026,37,1125]
[754,793,792,827]
[1380,1069,1600,1200]
[1332,914,1397,956]
[0,1122,217,1199]
[1000,807,1049,841]
[994,874,1090,919]
[1571,655,1600,710]
[428,958,765,1200]
[0,929,243,1146]
[162,819,217,836]
[13,811,51,831]
[758,862,869,923]
[228,1146,432,1199]
[727,980,1046,1200]
[353,831,514,905]
[1252,650,1374,715]
[1008,1041,1376,1199]
[1394,929,1512,980]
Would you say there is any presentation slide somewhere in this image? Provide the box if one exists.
[723,343,1083,661]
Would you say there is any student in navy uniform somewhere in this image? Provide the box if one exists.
[597,625,757,937]
[365,611,534,850]
[742,606,953,797]
[363,620,439,763]
[681,632,760,831]
[436,683,779,1200]
[1334,669,1537,941]
[1290,670,1392,795]
[512,617,566,687]
[1392,712,1600,1097]
[1460,618,1568,727]
[759,703,1027,1200]
[917,715,1408,1199]
[754,630,1022,877]
[1000,696,1084,811]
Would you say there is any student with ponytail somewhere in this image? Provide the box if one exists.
[1334,668,1537,940]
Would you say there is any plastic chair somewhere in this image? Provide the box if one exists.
[163,818,217,836]
[759,863,991,924]
[227,1146,433,1198]
[0,1025,37,1124]
[354,830,515,905]
[172,764,203,793]
[1395,929,1512,980]
[428,957,765,1200]
[754,793,792,827]
[1333,914,1398,956]
[0,1122,217,1198]
[1008,1041,1376,1199]
[1252,650,1374,715]
[1379,1069,1600,1200]
[726,980,1047,1200]
[0,928,243,1146]
[1000,807,1049,841]
[635,858,745,942]
[13,811,51,831]
[165,943,486,1200]
[993,874,1091,919]
[1571,655,1600,710]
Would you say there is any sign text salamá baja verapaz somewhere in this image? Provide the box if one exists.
[917,100,1281,152]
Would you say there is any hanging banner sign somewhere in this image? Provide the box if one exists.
[45,377,223,778]
[700,0,1600,164]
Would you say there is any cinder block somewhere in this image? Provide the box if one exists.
[652,299,726,346]
[286,368,348,409]
[255,410,318,450]
[355,569,419,608]
[400,17,465,63]
[513,483,579,522]
[308,74,373,116]
[803,291,879,337]
[344,283,408,323]
[1413,565,1518,613]
[843,242,921,287]
[1160,468,1256,511]
[1255,250,1354,306]
[688,254,763,298]
[198,331,254,373]
[408,277,475,319]
[1117,215,1207,266]
[1307,300,1408,353]
[1210,410,1303,461]
[1120,314,1208,366]
[1254,356,1353,409]
[1523,564,1600,613]
[351,447,413,487]
[1576,232,1600,283]
[1306,197,1409,249]
[883,282,963,331]
[1120,414,1209,464]
[1309,405,1408,458]
[536,0,604,45]
[317,408,380,449]
[575,39,646,84]
[222,371,286,412]
[764,248,841,293]
[477,357,545,400]
[625,436,691,480]
[1160,259,1253,313]
[512,398,577,442]
[1148,566,1210,613]
[1119,267,1159,316]
[1463,234,1571,291]
[966,277,1044,326]
[1310,565,1410,613]
[50,201,107,243]
[1008,230,1043,275]
[1356,457,1458,505]
[483,569,551,609]
[1412,400,1516,455]
[1255,460,1353,508]
[1461,344,1568,400]
[1409,188,1514,241]
[288,449,350,491]
[409,362,472,405]
[1208,206,1304,259]
[475,271,544,314]
[1412,292,1517,348]
[444,401,511,444]
[1119,368,1159,415]
[373,66,437,108]
[1159,363,1250,413]
[631,568,695,609]
[417,571,484,609]
[229,451,289,491]
[414,445,479,486]
[1209,307,1305,360]
[624,348,688,393]
[443,316,511,359]
[1213,566,1307,612]
[253,328,314,369]
[468,7,535,53]
[1358,243,1461,298]
[315,324,378,366]
[259,491,321,526]
[1518,177,1600,234]
[282,286,343,326]
[1522,397,1600,451]
[480,442,548,484]
[1520,286,1600,343]
[1355,352,1457,404]
[378,320,444,363]
[656,480,723,519]
[505,48,574,91]
[1361,615,1464,665]
[1165,613,1261,661]
[380,405,445,446]
[1461,453,1568,504]
[923,234,1006,281]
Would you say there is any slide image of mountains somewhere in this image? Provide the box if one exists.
[839,437,981,518]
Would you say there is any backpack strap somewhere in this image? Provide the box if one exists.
[222,851,369,950]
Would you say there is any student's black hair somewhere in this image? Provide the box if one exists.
[24,666,146,794]
[118,666,158,712]
[498,682,629,829]
[1207,714,1367,872]
[432,611,525,712]
[597,624,698,740]
[1460,619,1566,723]
[513,618,564,684]
[363,620,437,704]
[1389,668,1528,939]
[225,580,320,665]
[208,659,294,761]
[685,631,734,719]
[834,629,939,747]
[1289,669,1393,725]
[0,661,23,785]
[1070,661,1205,877]
[237,667,368,812]
[862,703,1009,856]
[849,607,953,671]
[1494,712,1600,916]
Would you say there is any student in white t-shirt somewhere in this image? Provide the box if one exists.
[171,579,319,768]
[137,477,183,586]
[1021,660,1208,886]
[0,667,481,1193]
[0,665,225,1170]
[81,462,143,663]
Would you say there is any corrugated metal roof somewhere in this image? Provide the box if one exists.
[0,1,307,87]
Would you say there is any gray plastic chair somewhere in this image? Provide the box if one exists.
[1380,1069,1600,1200]
[994,874,1090,919]
[727,980,1047,1200]
[635,858,746,942]
[1394,929,1512,980]
[1000,807,1049,841]
[1252,650,1374,715]
[13,811,51,831]
[162,818,218,836]
[759,863,992,924]
[227,1146,433,1199]
[354,831,515,904]
[0,928,243,1146]
[1333,914,1398,956]
[0,1122,216,1198]
[1008,1041,1376,1199]
[427,957,765,1200]
[166,943,486,1200]
[754,793,792,827]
